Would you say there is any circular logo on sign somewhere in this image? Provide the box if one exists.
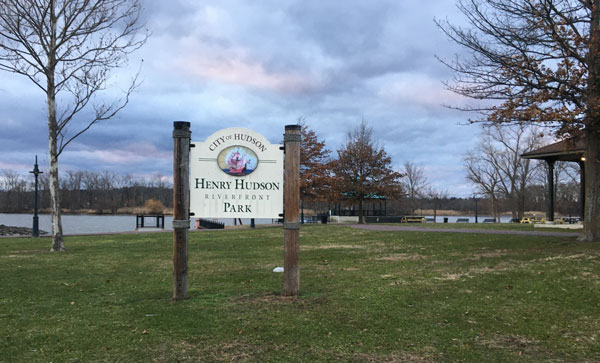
[217,145,259,176]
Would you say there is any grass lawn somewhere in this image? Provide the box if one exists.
[1,225,599,362]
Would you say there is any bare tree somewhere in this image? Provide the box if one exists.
[401,161,428,215]
[0,0,147,250]
[1,169,27,211]
[465,124,543,220]
[465,144,503,222]
[437,0,600,240]
[426,187,449,222]
[486,124,544,219]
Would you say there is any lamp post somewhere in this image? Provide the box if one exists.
[29,156,43,237]
[474,196,479,224]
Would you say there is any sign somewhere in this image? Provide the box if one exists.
[190,127,283,218]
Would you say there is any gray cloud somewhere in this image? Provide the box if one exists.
[0,0,481,195]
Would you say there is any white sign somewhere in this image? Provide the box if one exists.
[190,127,283,218]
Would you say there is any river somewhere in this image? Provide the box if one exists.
[0,213,278,235]
[0,213,518,235]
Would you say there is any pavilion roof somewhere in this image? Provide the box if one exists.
[521,138,585,162]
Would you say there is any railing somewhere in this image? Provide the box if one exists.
[196,218,225,229]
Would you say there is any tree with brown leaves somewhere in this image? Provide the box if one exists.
[331,120,403,224]
[299,121,332,205]
[437,0,600,241]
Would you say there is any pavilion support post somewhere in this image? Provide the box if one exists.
[283,125,301,297]
[580,161,585,221]
[546,159,555,222]
[173,121,191,300]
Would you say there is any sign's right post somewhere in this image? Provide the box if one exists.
[283,124,301,296]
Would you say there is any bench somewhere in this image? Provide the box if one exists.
[483,218,495,223]
[302,216,319,224]
[401,216,425,223]
[136,214,165,229]
[456,218,469,223]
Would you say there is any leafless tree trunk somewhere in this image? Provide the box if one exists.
[482,124,544,220]
[0,0,147,250]
[401,161,428,215]
[465,144,502,222]
[427,187,448,223]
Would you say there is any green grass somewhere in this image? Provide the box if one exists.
[1,225,599,362]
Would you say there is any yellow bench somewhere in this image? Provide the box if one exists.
[401,216,426,223]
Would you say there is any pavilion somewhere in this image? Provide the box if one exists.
[521,138,585,221]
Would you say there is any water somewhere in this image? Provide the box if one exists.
[0,213,278,235]
[0,213,519,235]
[425,215,514,223]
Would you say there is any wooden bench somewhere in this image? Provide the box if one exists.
[401,216,425,223]
[482,218,495,223]
[456,218,469,223]
[136,214,165,229]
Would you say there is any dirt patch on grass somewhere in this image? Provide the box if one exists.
[207,341,266,362]
[153,339,268,362]
[156,340,435,362]
[377,253,426,262]
[2,250,51,258]
[437,262,517,281]
[231,291,328,306]
[312,348,436,362]
[437,273,463,281]
[302,244,367,251]
[541,253,593,261]
[477,334,547,356]
[466,249,512,260]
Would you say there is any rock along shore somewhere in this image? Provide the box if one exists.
[0,224,48,237]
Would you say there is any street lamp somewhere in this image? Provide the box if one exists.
[29,156,43,237]
[473,195,479,224]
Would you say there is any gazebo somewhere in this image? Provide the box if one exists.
[521,138,585,221]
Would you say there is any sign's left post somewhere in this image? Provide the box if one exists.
[172,121,191,300]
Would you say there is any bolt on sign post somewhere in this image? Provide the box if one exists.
[283,125,301,296]
[172,121,191,300]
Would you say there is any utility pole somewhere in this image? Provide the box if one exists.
[474,196,479,224]
[29,155,43,237]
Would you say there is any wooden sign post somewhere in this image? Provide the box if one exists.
[283,125,301,296]
[172,121,191,300]
[173,123,299,299]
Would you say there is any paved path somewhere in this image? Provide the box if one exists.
[349,224,580,238]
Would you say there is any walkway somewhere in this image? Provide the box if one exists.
[350,224,580,238]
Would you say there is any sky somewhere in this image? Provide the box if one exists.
[0,0,483,197]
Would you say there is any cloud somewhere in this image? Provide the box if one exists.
[0,0,485,197]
